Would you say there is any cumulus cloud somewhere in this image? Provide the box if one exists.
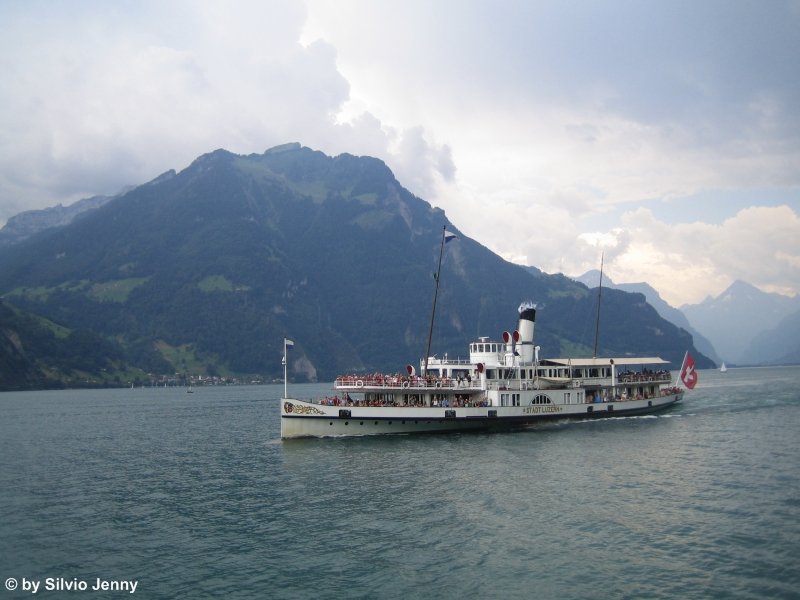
[563,205,800,306]
[307,0,799,303]
[0,0,452,221]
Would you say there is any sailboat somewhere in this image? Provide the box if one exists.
[720,362,728,373]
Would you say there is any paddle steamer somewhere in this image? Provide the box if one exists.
[281,227,686,438]
[280,303,683,438]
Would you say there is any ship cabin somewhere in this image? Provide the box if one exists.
[427,339,674,404]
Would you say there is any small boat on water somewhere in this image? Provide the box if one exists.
[280,304,685,438]
[720,362,728,373]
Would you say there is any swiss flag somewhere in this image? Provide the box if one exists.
[680,352,698,389]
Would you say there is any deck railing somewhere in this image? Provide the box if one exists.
[617,371,672,384]
[334,371,673,391]
[335,375,480,391]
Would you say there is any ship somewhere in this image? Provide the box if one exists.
[280,303,684,438]
[281,228,686,438]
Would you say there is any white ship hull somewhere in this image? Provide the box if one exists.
[280,392,682,439]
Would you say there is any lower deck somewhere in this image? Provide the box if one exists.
[280,391,683,438]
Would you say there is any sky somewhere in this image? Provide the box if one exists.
[1,0,798,306]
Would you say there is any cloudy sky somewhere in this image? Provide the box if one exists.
[1,0,798,306]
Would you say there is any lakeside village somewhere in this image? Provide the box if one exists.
[68,372,275,389]
[136,373,270,388]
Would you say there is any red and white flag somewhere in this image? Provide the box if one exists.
[680,351,698,389]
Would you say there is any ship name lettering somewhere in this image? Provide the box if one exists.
[523,405,563,414]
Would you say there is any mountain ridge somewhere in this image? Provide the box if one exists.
[681,280,800,365]
[0,144,712,389]
[575,270,722,364]
[576,271,800,366]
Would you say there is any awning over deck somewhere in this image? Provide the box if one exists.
[541,357,669,367]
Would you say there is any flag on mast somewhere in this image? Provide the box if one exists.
[680,351,698,389]
[282,338,294,399]
[444,230,457,243]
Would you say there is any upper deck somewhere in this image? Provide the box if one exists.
[334,354,673,394]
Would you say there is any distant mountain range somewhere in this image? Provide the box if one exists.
[681,280,800,365]
[575,270,722,364]
[576,272,800,367]
[0,143,711,390]
[1,193,118,248]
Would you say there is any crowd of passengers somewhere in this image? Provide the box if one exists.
[587,386,684,403]
[336,373,474,387]
[318,393,488,407]
[337,370,672,387]
[616,369,672,383]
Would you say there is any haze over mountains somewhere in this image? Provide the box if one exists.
[577,271,800,367]
[0,193,117,248]
[0,143,710,390]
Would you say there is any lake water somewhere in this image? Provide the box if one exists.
[1,367,799,599]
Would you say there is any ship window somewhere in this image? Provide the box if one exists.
[532,394,551,405]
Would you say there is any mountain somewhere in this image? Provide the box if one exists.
[0,143,711,388]
[739,308,800,365]
[0,172,178,248]
[0,299,54,390]
[575,270,721,364]
[680,280,800,365]
[0,299,165,390]
[1,192,117,248]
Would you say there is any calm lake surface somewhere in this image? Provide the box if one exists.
[1,367,799,599]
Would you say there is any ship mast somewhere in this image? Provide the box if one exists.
[593,251,604,358]
[423,226,449,376]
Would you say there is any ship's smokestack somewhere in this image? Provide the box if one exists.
[517,302,536,364]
